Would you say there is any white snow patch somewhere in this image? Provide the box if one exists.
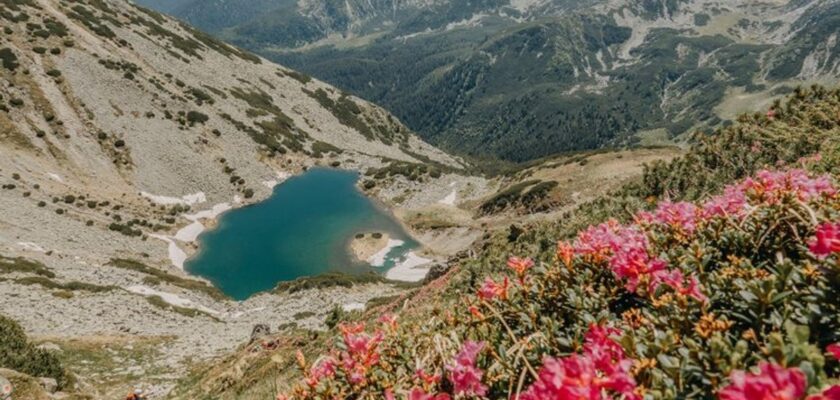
[174,221,205,242]
[46,173,63,183]
[16,242,45,252]
[262,170,292,189]
[141,191,207,206]
[386,252,433,282]
[184,203,231,222]
[125,285,219,315]
[368,239,405,267]
[342,302,365,312]
[438,189,457,206]
[150,234,188,270]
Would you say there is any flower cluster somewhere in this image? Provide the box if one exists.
[520,324,638,400]
[720,361,840,400]
[445,341,487,397]
[338,323,384,386]
[809,222,840,258]
[277,167,840,400]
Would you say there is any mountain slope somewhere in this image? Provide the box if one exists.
[0,0,466,396]
[184,86,840,400]
[152,0,840,161]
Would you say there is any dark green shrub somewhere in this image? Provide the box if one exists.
[0,48,19,71]
[186,111,208,125]
[0,315,67,387]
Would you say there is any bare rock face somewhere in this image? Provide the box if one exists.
[423,264,450,283]
[249,324,271,343]
[37,377,58,394]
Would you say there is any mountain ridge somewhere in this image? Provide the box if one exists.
[147,0,840,161]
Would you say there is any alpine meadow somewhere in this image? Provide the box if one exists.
[1,0,839,399]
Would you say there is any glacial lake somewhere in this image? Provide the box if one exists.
[185,168,417,300]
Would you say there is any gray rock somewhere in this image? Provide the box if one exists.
[249,324,271,343]
[38,377,58,393]
[423,264,450,283]
[37,342,62,353]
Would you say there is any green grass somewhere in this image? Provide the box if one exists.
[0,256,55,278]
[13,276,117,293]
[274,272,417,294]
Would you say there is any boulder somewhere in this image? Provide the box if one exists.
[423,264,450,284]
[37,378,57,393]
[249,324,271,343]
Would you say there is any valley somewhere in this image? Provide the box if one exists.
[143,0,840,161]
[0,0,838,399]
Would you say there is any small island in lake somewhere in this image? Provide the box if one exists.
[349,232,391,263]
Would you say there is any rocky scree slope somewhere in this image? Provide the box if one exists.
[0,0,462,396]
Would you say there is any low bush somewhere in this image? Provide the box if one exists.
[275,272,388,294]
[0,256,54,278]
[0,315,67,388]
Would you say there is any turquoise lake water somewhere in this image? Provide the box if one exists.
[184,168,417,300]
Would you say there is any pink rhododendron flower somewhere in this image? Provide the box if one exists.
[609,247,668,293]
[827,343,840,360]
[653,201,699,234]
[337,323,384,386]
[574,220,648,261]
[809,222,840,258]
[519,355,638,400]
[583,324,628,374]
[415,368,442,385]
[557,241,575,268]
[446,341,488,397]
[659,269,707,302]
[305,357,336,387]
[378,313,398,331]
[478,276,509,300]
[507,256,534,277]
[520,325,638,400]
[703,185,748,218]
[808,385,840,400]
[742,169,836,203]
[719,362,806,400]
[409,387,451,400]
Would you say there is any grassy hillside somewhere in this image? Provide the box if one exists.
[181,86,840,399]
